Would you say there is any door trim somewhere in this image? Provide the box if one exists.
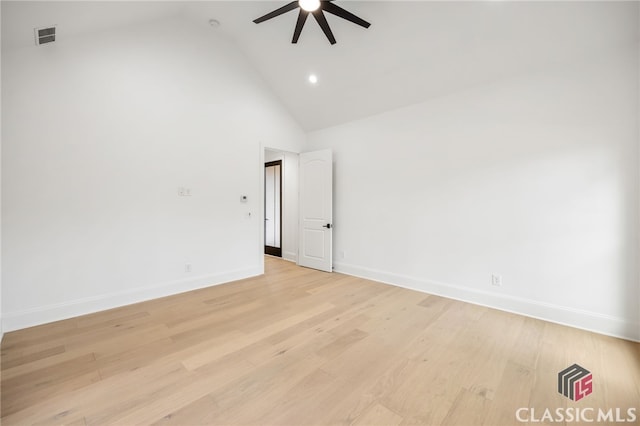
[264,160,283,258]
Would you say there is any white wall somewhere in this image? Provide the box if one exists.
[265,149,299,262]
[0,1,3,342]
[637,4,640,341]
[307,45,640,341]
[1,16,305,331]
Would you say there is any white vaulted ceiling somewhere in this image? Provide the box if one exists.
[2,1,639,131]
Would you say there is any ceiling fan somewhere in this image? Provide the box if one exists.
[253,0,371,45]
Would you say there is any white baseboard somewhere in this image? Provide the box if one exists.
[334,262,640,343]
[283,251,297,263]
[2,266,262,333]
[5,262,636,342]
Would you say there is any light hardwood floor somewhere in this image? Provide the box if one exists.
[1,257,638,425]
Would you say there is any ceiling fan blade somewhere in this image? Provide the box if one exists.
[322,2,371,29]
[292,10,310,43]
[253,1,299,24]
[312,10,336,45]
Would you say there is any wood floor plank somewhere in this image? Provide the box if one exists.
[351,402,404,426]
[1,256,638,425]
[2,353,98,397]
[95,337,174,379]
[185,354,327,426]
[2,362,189,425]
[1,344,66,370]
[180,302,335,371]
[101,358,254,425]
[482,360,535,426]
[3,369,102,417]
[149,394,218,426]
[440,388,489,426]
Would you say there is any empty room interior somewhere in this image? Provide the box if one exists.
[1,1,639,425]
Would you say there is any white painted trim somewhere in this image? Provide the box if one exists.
[283,251,297,263]
[2,267,262,333]
[259,142,267,275]
[334,262,640,343]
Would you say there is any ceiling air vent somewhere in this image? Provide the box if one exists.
[34,26,56,46]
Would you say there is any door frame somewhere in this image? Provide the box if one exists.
[264,160,283,257]
[259,145,300,273]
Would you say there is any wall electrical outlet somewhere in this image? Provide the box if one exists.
[491,274,502,287]
[185,264,192,273]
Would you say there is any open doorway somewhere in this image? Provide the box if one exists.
[264,160,282,257]
[263,149,299,263]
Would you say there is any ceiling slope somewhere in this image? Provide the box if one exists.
[3,1,639,131]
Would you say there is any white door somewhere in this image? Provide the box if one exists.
[298,149,333,272]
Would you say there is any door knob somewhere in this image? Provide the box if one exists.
[323,224,332,229]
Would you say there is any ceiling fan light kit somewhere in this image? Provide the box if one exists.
[253,0,371,45]
[299,0,321,12]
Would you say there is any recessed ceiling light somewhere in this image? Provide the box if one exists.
[308,74,318,85]
[299,0,321,12]
[208,19,220,28]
